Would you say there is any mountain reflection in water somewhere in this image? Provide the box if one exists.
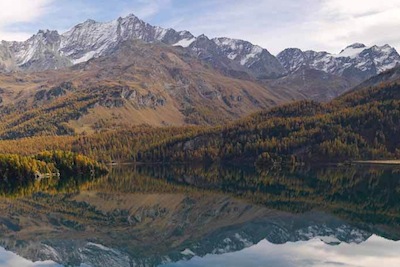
[0,163,398,267]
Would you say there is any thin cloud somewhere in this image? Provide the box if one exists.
[0,0,53,41]
[121,0,172,19]
[312,0,400,52]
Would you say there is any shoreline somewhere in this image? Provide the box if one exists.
[351,160,400,165]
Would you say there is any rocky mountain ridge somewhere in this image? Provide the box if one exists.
[0,14,285,79]
[2,13,399,85]
[277,43,400,82]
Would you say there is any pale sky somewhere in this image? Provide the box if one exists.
[1,0,400,55]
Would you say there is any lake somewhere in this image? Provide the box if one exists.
[0,163,399,267]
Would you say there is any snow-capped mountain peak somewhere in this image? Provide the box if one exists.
[0,13,285,79]
[82,18,97,25]
[0,13,399,83]
[212,37,263,65]
[210,37,286,78]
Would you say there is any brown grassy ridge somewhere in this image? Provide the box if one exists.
[0,41,300,139]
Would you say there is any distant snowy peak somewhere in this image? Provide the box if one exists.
[175,35,281,71]
[211,37,286,78]
[11,29,61,66]
[173,34,285,78]
[277,43,400,79]
[276,48,306,73]
[212,37,264,66]
[335,43,368,58]
[369,44,400,73]
[4,29,73,71]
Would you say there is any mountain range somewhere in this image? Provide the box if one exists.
[0,13,399,134]
[2,14,399,82]
[0,14,287,79]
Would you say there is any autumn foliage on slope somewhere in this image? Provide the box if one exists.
[0,82,398,165]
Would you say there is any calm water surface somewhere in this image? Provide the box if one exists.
[0,164,398,267]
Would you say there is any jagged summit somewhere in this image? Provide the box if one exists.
[82,18,97,24]
[122,13,141,20]
[36,29,57,34]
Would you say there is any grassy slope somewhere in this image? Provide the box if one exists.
[0,41,300,138]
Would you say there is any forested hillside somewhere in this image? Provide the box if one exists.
[0,79,399,165]
[137,81,400,164]
[0,151,108,196]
